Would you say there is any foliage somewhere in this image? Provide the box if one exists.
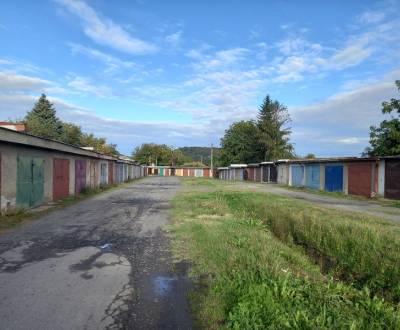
[182,161,207,167]
[257,95,294,161]
[304,153,316,159]
[170,187,400,329]
[220,95,294,165]
[25,94,64,139]
[61,122,83,146]
[132,143,186,165]
[79,132,118,155]
[22,94,118,155]
[366,80,400,156]
[178,146,222,167]
[220,121,262,165]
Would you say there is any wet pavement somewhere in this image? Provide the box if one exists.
[0,176,193,330]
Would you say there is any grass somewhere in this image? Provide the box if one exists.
[0,178,142,232]
[168,181,400,329]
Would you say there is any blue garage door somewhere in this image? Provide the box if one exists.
[305,164,320,190]
[325,165,343,192]
[291,165,304,186]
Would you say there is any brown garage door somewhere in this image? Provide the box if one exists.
[385,159,400,199]
[53,158,70,201]
[348,163,373,197]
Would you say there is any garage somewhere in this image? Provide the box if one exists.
[269,165,278,183]
[108,161,114,184]
[348,162,376,197]
[325,164,343,192]
[305,164,320,190]
[75,159,86,194]
[291,164,304,187]
[16,156,45,208]
[385,158,400,199]
[53,158,70,201]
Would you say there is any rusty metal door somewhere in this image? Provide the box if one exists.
[385,159,400,199]
[75,160,86,194]
[53,158,70,201]
[348,163,372,197]
[108,162,114,184]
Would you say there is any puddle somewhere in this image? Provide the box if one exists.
[153,276,176,296]
[99,243,113,252]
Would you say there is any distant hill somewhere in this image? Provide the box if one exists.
[178,146,222,167]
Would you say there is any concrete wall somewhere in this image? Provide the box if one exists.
[0,141,145,213]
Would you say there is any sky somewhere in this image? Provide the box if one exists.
[0,0,399,157]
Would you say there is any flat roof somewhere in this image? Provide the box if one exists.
[0,126,129,162]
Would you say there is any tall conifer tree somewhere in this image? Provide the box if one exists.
[25,94,64,139]
[257,95,294,161]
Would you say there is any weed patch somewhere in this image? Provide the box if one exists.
[169,190,400,329]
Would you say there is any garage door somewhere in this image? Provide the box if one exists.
[348,163,373,197]
[17,156,44,208]
[269,165,278,183]
[53,158,69,201]
[325,165,343,192]
[305,164,320,190]
[108,162,114,184]
[75,160,86,194]
[385,160,400,199]
[291,165,304,186]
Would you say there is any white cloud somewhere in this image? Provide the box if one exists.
[69,43,135,73]
[67,76,112,98]
[165,31,182,47]
[55,0,157,55]
[357,10,385,25]
[328,43,373,70]
[0,72,51,90]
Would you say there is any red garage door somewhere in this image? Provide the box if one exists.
[53,158,70,201]
[385,160,400,199]
[203,168,210,177]
[348,163,374,197]
[108,161,114,184]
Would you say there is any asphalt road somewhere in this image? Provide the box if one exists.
[0,176,193,330]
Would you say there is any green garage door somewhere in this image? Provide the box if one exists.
[17,156,44,208]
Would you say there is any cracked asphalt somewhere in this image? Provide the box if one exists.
[0,176,193,330]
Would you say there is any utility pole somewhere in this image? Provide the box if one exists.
[210,144,214,176]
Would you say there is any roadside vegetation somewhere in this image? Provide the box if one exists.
[169,180,400,329]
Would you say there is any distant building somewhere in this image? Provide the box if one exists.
[0,122,26,132]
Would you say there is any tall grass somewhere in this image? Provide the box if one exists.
[169,191,400,329]
[222,192,400,302]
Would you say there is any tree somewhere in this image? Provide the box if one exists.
[61,122,83,146]
[80,133,119,156]
[220,121,262,165]
[305,153,316,159]
[366,81,400,156]
[132,143,176,165]
[25,94,64,139]
[257,95,294,161]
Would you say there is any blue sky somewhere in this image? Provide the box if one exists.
[0,0,399,156]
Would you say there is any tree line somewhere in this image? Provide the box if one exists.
[19,94,118,155]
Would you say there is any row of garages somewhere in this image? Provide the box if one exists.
[217,157,400,199]
[147,166,215,177]
[0,127,146,213]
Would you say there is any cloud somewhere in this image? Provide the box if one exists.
[290,69,400,155]
[55,0,157,55]
[328,43,373,70]
[0,72,51,90]
[67,76,113,98]
[164,31,182,47]
[357,10,385,25]
[69,43,135,73]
